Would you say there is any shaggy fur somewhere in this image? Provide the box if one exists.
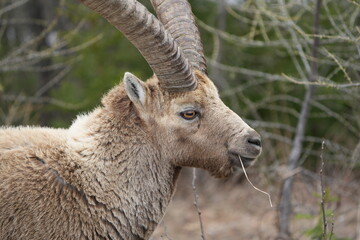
[0,72,261,239]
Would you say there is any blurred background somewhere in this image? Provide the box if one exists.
[0,0,359,239]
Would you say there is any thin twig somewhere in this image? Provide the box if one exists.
[160,220,172,240]
[329,213,334,240]
[0,0,29,17]
[357,202,360,240]
[2,94,86,110]
[192,168,206,240]
[281,73,360,88]
[320,141,327,239]
[35,65,73,97]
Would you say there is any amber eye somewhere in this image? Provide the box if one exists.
[180,110,199,120]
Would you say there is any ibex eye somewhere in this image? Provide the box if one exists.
[180,110,199,120]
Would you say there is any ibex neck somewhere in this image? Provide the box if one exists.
[67,107,181,239]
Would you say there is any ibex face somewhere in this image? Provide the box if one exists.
[82,0,262,178]
[122,71,261,178]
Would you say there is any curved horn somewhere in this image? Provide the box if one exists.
[150,0,207,73]
[81,0,197,92]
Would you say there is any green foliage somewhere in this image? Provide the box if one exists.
[297,189,350,240]
[294,213,313,220]
[305,223,351,240]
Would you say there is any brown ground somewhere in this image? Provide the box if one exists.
[151,168,358,240]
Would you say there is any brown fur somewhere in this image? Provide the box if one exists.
[0,71,261,239]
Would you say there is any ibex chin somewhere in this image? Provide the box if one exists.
[0,0,262,239]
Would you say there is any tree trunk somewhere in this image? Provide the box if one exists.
[277,0,322,238]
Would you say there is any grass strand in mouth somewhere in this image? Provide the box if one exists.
[238,156,273,208]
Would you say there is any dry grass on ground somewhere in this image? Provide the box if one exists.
[152,168,358,240]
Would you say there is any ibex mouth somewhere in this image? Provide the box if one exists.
[228,152,256,168]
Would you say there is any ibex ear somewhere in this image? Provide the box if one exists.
[124,72,146,107]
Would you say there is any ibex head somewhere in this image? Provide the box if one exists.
[82,0,261,178]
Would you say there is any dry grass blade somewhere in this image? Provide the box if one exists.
[238,156,273,207]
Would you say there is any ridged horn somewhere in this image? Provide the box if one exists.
[150,0,207,73]
[80,0,197,92]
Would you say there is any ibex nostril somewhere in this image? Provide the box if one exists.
[248,137,261,147]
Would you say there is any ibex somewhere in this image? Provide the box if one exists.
[0,0,262,239]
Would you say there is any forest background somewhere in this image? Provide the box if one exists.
[1,0,359,239]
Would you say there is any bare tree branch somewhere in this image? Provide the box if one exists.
[192,168,206,240]
[0,0,29,17]
[278,0,322,237]
[320,141,327,239]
